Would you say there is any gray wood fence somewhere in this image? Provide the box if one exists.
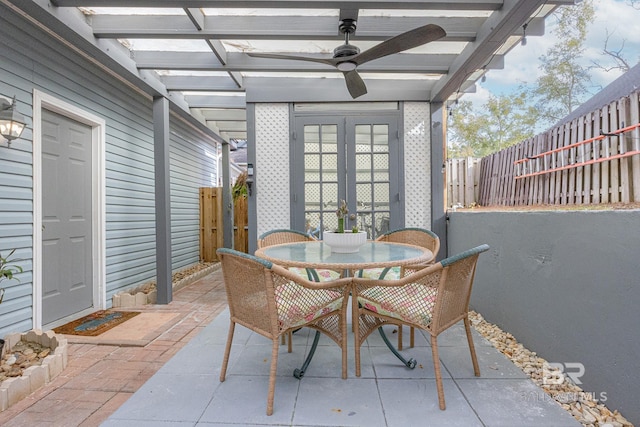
[474,90,640,207]
[446,157,481,208]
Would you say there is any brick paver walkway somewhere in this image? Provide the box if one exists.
[0,267,227,427]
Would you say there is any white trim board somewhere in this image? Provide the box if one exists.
[32,89,107,330]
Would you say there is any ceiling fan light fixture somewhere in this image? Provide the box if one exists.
[250,21,445,98]
[337,61,357,72]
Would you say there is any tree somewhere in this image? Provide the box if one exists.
[446,0,598,157]
[530,0,596,127]
[591,29,633,74]
[591,1,640,75]
[447,93,537,158]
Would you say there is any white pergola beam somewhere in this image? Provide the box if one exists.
[161,76,243,91]
[134,51,465,74]
[53,1,506,10]
[431,0,559,102]
[90,15,488,42]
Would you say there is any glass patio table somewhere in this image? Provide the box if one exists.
[255,240,432,270]
[255,240,434,377]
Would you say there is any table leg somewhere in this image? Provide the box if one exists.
[291,267,322,380]
[293,330,321,379]
[378,327,417,369]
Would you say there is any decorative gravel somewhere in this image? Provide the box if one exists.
[469,311,634,427]
[0,340,50,382]
[126,261,217,294]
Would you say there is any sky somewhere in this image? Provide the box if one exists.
[463,0,640,106]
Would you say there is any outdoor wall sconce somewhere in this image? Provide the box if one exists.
[0,96,26,145]
[246,163,254,196]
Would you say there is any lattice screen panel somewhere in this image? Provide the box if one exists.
[403,102,431,228]
[255,104,291,236]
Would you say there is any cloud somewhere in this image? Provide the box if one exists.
[583,0,640,75]
[468,0,640,100]
[461,85,492,106]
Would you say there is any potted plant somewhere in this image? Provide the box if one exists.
[323,200,367,253]
[0,249,22,355]
[0,249,22,304]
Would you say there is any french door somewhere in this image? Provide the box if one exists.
[292,114,402,240]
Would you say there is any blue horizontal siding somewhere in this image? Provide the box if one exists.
[0,151,32,172]
[0,212,32,224]
[0,7,220,334]
[0,172,33,188]
[169,119,218,270]
[106,242,156,258]
[106,233,157,244]
[0,224,32,237]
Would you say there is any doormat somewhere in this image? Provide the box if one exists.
[54,310,140,336]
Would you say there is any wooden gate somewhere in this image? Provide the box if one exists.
[199,187,249,261]
[234,196,248,253]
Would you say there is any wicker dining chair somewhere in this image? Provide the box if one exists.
[374,227,441,349]
[217,248,351,416]
[258,228,344,282]
[257,228,315,249]
[257,228,341,349]
[352,244,489,410]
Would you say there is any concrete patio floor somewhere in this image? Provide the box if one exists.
[102,274,580,426]
[0,267,581,427]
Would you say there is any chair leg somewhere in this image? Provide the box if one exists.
[266,337,279,416]
[220,321,235,382]
[464,316,480,377]
[397,326,416,350]
[431,336,446,410]
[341,310,348,380]
[354,307,362,377]
[280,331,293,352]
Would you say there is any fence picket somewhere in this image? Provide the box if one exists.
[609,101,621,203]
[630,92,640,201]
[618,98,630,203]
[575,116,585,204]
[583,112,593,204]
[447,90,640,208]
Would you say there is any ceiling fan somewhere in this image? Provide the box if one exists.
[247,19,446,99]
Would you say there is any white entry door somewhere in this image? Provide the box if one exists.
[41,109,94,325]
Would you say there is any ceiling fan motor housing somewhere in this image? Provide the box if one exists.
[333,44,360,58]
[334,18,360,60]
[338,18,357,35]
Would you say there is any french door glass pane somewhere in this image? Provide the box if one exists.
[300,118,395,240]
[321,125,338,151]
[304,154,319,181]
[303,124,340,236]
[352,124,390,239]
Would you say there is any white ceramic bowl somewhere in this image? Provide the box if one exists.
[322,231,367,253]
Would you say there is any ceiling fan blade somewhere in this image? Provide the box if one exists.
[343,70,367,99]
[247,52,335,67]
[352,24,446,66]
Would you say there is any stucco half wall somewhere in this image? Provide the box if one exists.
[448,209,640,425]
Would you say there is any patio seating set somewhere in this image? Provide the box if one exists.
[217,228,488,415]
